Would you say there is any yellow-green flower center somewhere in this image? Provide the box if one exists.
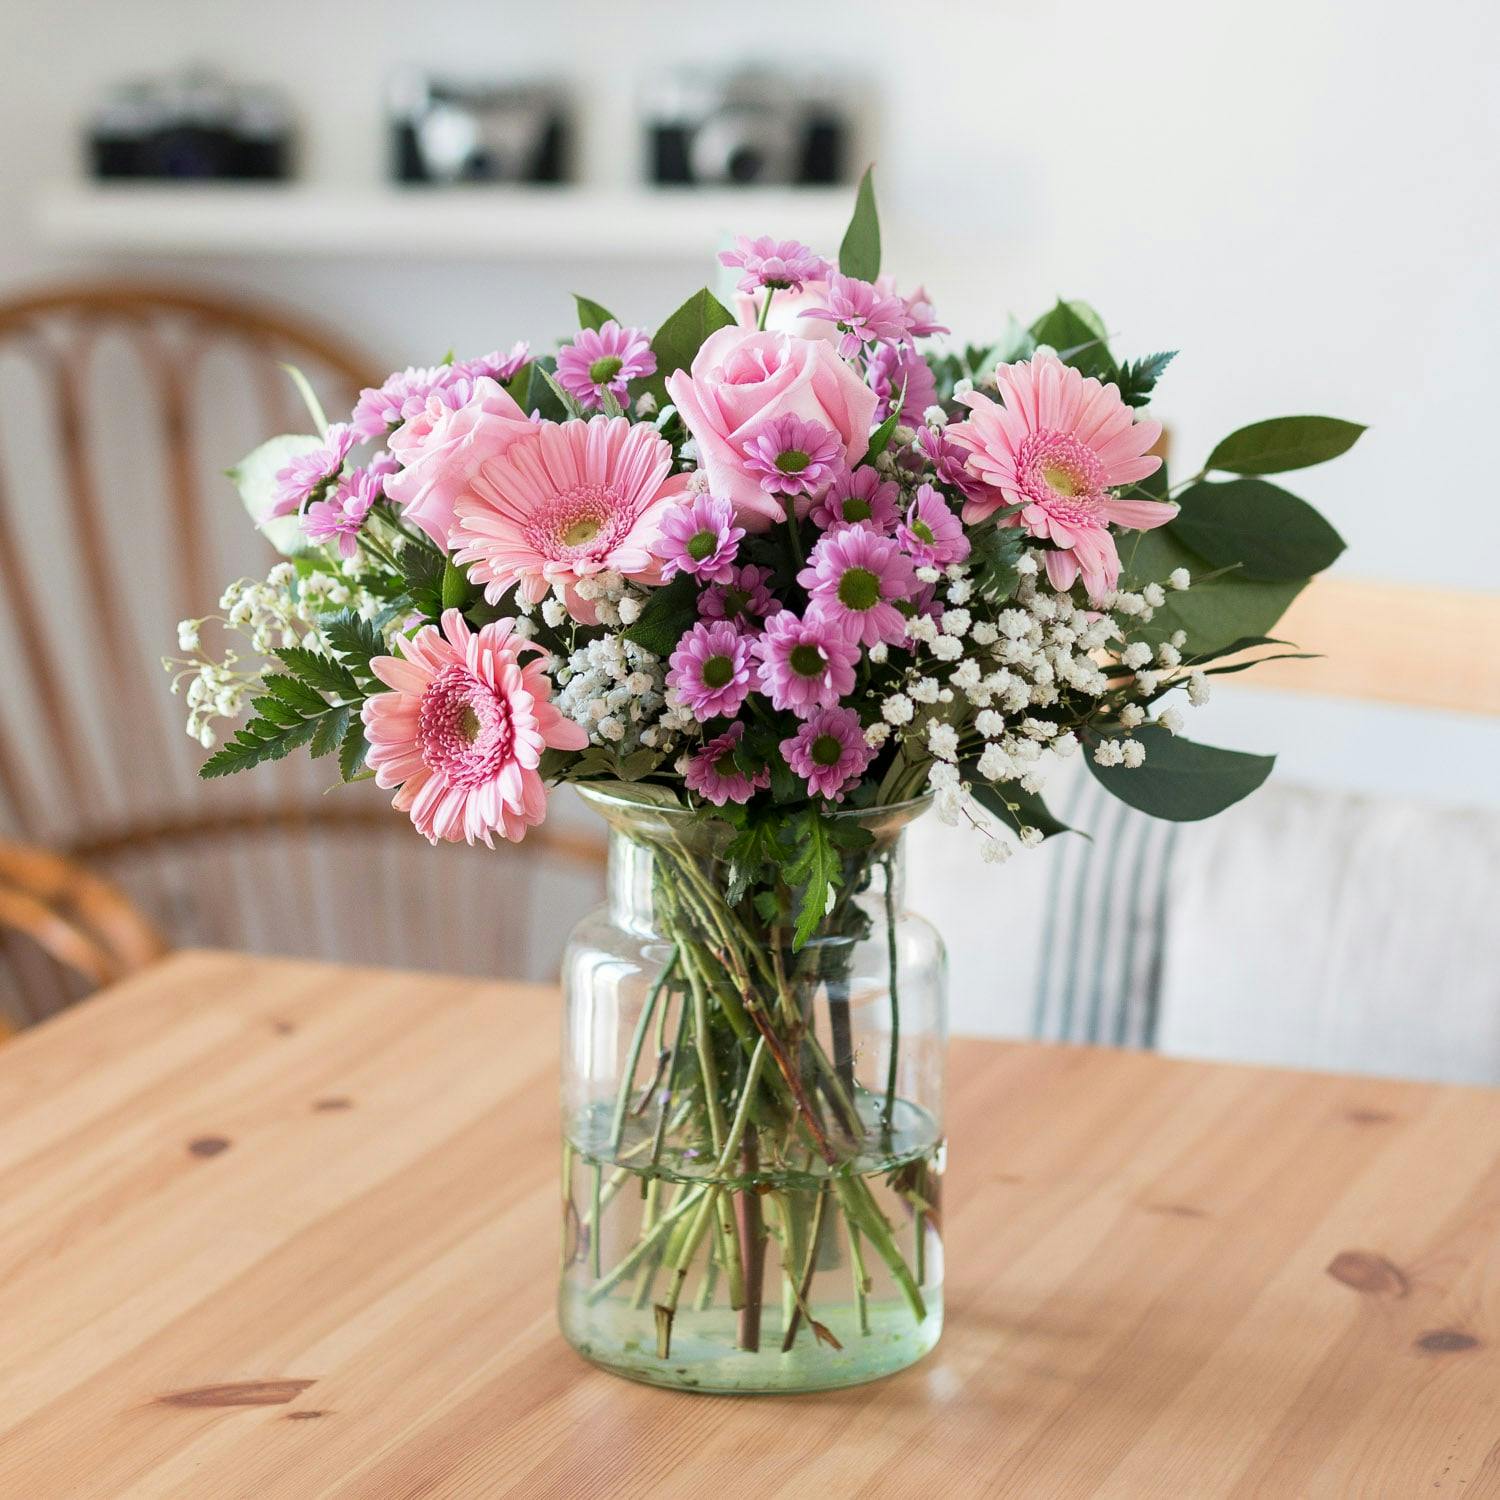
[910,518,935,544]
[561,516,603,546]
[701,654,735,690]
[841,498,872,521]
[775,448,811,475]
[686,529,718,562]
[811,733,843,767]
[1041,462,1081,497]
[457,705,482,744]
[788,643,825,678]
[837,566,880,611]
[588,355,624,386]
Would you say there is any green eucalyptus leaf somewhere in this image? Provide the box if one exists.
[839,166,881,281]
[964,772,1077,840]
[1123,528,1306,655]
[644,288,736,400]
[1087,726,1274,822]
[1205,416,1365,476]
[1171,479,1345,581]
[620,572,699,657]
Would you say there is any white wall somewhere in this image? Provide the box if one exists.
[5,0,1499,804]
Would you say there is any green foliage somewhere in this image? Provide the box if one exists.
[784,807,872,950]
[400,544,448,620]
[1087,726,1275,822]
[1124,528,1306,655]
[274,646,361,700]
[200,672,353,780]
[965,772,1077,840]
[322,610,385,683]
[621,572,699,656]
[1205,416,1365,475]
[839,166,881,281]
[337,716,368,781]
[1029,300,1117,381]
[573,294,617,331]
[534,362,586,418]
[1171,479,1346,581]
[636,288,736,407]
[860,400,903,465]
[966,506,1028,603]
[441,558,475,611]
[524,357,569,421]
[1114,350,1177,407]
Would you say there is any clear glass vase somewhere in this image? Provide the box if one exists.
[558,787,946,1394]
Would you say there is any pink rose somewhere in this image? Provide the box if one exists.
[665,327,878,530]
[385,376,535,546]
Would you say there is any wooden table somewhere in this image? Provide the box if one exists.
[2,951,1498,1498]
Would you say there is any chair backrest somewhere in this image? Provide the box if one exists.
[0,284,605,1023]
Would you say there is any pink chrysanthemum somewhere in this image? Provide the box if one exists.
[797,527,917,648]
[908,424,986,500]
[269,423,356,518]
[809,465,901,533]
[754,608,860,717]
[802,274,916,359]
[303,465,381,559]
[456,342,530,383]
[699,563,782,624]
[740,413,844,502]
[875,277,949,339]
[656,493,744,584]
[451,416,691,625]
[718,235,832,294]
[666,619,754,722]
[352,367,462,440]
[361,608,587,847]
[780,706,874,802]
[683,721,769,807]
[868,342,939,427]
[946,352,1172,601]
[555,321,656,411]
[898,483,971,568]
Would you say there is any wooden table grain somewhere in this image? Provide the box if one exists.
[1,951,1498,1498]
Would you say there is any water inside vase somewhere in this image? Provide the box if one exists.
[559,1097,944,1393]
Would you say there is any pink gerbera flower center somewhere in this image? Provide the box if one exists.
[1021,431,1109,508]
[417,665,514,789]
[530,483,631,558]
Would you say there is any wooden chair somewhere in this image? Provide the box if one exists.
[0,284,605,1026]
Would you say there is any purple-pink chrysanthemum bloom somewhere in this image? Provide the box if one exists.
[809,465,901,533]
[684,721,770,807]
[352,367,462,441]
[868,342,939,427]
[898,483,971,569]
[740,413,844,502]
[802,274,916,359]
[456,342,530,383]
[780,706,874,802]
[875,277,949,339]
[753,608,860,717]
[555,321,656,411]
[699,563,782,624]
[908,423,986,500]
[797,527,917,648]
[303,465,382,559]
[656,493,745,585]
[365,448,400,490]
[269,423,357,518]
[666,619,754,722]
[946,351,1170,601]
[718,235,832,294]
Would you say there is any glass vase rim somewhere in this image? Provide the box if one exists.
[575,783,934,826]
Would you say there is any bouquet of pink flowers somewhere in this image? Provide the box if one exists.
[169,173,1357,1390]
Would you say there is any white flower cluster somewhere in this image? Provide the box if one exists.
[164,563,385,749]
[554,635,692,753]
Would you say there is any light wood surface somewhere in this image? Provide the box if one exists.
[2,950,1498,1498]
[1237,575,1500,716]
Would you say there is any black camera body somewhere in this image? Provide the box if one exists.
[644,70,848,187]
[88,68,292,181]
[389,72,570,185]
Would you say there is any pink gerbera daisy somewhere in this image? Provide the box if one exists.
[740,413,844,502]
[780,706,874,802]
[754,609,860,716]
[797,526,917,648]
[451,415,691,625]
[699,563,782,624]
[268,423,357,518]
[718,235,831,294]
[802,274,916,359]
[684,721,770,807]
[656,493,744,584]
[361,608,587,847]
[666,619,754,722]
[809,465,902,533]
[898,483,971,568]
[946,352,1172,602]
[302,465,381,559]
[352,367,461,440]
[555,321,656,411]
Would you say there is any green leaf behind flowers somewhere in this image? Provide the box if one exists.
[1205,416,1364,476]
[1029,301,1117,382]
[1114,350,1177,407]
[1087,726,1274,822]
[1171,479,1345,581]
[200,674,353,780]
[574,294,617,331]
[621,572,698,657]
[964,772,1077,841]
[636,288,736,408]
[322,609,386,684]
[839,166,881,281]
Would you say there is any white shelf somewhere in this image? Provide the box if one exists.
[36,183,854,261]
